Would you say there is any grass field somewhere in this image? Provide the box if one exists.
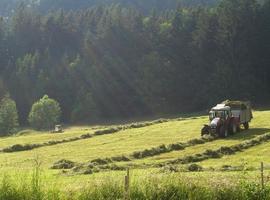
[0,126,100,149]
[1,111,270,199]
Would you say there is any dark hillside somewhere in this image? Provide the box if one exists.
[0,0,268,124]
[0,0,220,15]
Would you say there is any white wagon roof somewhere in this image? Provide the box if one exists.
[211,104,231,111]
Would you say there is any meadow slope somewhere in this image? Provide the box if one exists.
[0,111,270,192]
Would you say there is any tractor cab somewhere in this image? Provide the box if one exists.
[209,104,232,121]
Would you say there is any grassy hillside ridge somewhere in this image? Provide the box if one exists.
[0,110,269,198]
[64,128,270,175]
[0,127,95,149]
[81,111,269,170]
[0,112,268,168]
[0,117,185,153]
[0,116,207,171]
[124,128,270,167]
[200,139,270,169]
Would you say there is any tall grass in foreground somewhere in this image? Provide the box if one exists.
[0,159,64,200]
[79,178,270,200]
[0,169,270,200]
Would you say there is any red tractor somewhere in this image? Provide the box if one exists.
[201,101,253,138]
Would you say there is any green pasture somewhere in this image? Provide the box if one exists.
[0,111,269,193]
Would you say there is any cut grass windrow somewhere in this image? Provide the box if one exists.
[67,132,270,175]
[161,132,270,167]
[0,118,183,153]
[130,137,215,160]
[87,136,216,165]
[52,136,217,174]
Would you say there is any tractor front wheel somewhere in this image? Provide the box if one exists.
[201,125,210,136]
[244,122,249,130]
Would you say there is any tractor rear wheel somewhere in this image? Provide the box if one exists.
[244,122,249,130]
[229,123,237,134]
[237,125,241,132]
[219,126,228,138]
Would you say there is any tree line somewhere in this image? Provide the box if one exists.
[0,0,269,125]
[0,0,220,16]
[0,95,60,135]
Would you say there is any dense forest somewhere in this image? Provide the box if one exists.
[0,0,220,16]
[0,0,269,124]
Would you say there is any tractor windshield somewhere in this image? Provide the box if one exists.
[209,110,226,120]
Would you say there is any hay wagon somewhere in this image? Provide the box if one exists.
[201,100,253,138]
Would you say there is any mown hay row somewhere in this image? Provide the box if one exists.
[51,159,75,169]
[57,132,270,175]
[1,117,178,153]
[53,132,270,175]
[130,136,215,160]
[83,136,216,167]
[164,132,270,166]
[57,136,216,175]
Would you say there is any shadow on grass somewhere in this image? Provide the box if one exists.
[229,128,270,141]
[253,107,270,111]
